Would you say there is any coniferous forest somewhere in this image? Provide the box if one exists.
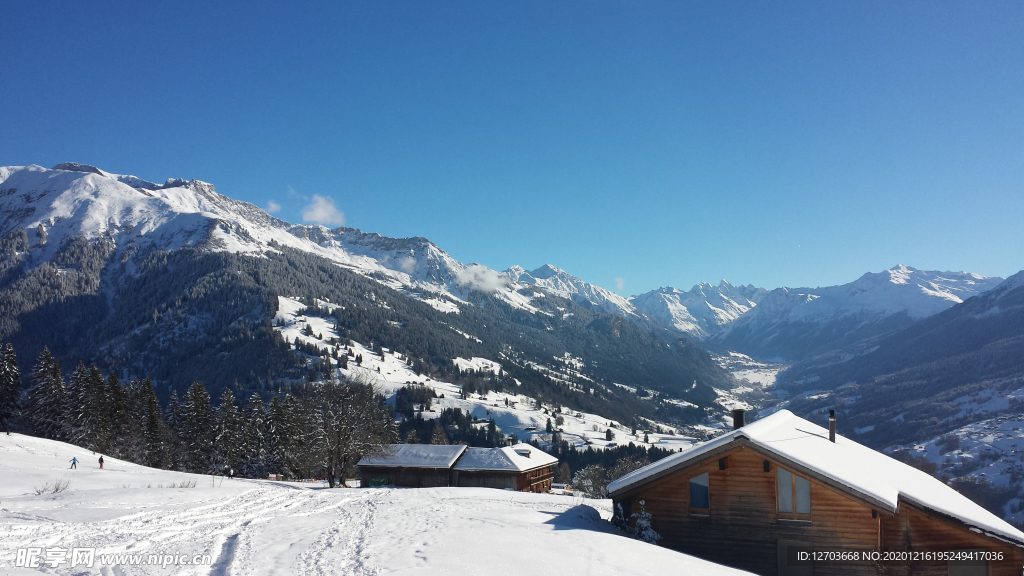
[0,342,396,486]
[0,341,668,485]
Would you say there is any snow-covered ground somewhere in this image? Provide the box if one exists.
[715,352,787,389]
[275,297,696,452]
[0,434,750,576]
[893,415,1024,524]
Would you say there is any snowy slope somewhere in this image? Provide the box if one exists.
[274,296,697,452]
[0,433,752,576]
[630,281,766,338]
[505,264,639,317]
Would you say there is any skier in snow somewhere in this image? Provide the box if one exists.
[99,456,104,469]
[69,457,78,469]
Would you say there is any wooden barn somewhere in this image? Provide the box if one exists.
[608,409,1024,576]
[357,443,557,492]
[452,444,557,492]
[357,444,467,488]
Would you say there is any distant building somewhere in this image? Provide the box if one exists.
[357,444,466,488]
[358,443,557,492]
[607,409,1024,576]
[453,444,557,492]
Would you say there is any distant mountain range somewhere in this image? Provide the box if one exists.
[1,162,1017,416]
[779,270,1024,449]
[0,163,732,424]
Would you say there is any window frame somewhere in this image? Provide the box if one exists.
[688,472,710,516]
[776,466,812,522]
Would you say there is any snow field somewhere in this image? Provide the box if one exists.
[0,434,752,576]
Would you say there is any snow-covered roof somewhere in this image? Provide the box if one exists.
[607,410,1024,547]
[453,444,559,472]
[358,444,467,468]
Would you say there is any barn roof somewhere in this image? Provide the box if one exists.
[606,410,1024,547]
[357,444,467,468]
[454,444,559,472]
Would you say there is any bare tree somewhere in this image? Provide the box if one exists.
[298,371,396,487]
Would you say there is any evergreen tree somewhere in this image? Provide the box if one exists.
[63,362,90,444]
[0,343,22,434]
[269,395,292,477]
[241,393,268,478]
[23,348,63,439]
[142,380,167,468]
[214,388,243,474]
[106,372,130,457]
[164,387,184,469]
[181,382,214,473]
[404,429,420,444]
[430,421,449,445]
[78,364,112,452]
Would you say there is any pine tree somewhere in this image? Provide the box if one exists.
[182,382,214,473]
[214,388,243,474]
[23,348,63,439]
[106,372,129,457]
[63,362,90,444]
[79,364,112,452]
[269,395,291,478]
[142,381,167,468]
[241,393,268,478]
[0,343,22,434]
[164,387,183,468]
[430,421,449,445]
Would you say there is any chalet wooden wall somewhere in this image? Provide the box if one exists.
[358,466,451,488]
[880,505,1023,576]
[613,445,1023,576]
[453,470,517,490]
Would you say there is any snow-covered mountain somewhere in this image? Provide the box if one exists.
[715,265,1003,361]
[504,264,638,317]
[629,281,766,338]
[0,163,543,313]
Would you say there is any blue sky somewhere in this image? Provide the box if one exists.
[2,1,1021,293]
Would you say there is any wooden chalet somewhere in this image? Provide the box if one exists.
[357,443,556,492]
[453,444,557,492]
[607,409,1024,576]
[358,444,466,488]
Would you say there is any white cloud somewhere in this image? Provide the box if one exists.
[301,195,345,226]
[396,256,418,274]
[456,264,510,293]
[266,200,281,213]
[615,277,625,291]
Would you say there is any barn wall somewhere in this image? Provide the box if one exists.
[453,470,518,490]
[358,466,451,488]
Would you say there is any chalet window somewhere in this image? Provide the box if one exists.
[689,472,710,514]
[777,468,811,520]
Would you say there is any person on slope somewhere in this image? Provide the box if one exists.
[69,457,78,469]
[99,455,104,469]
